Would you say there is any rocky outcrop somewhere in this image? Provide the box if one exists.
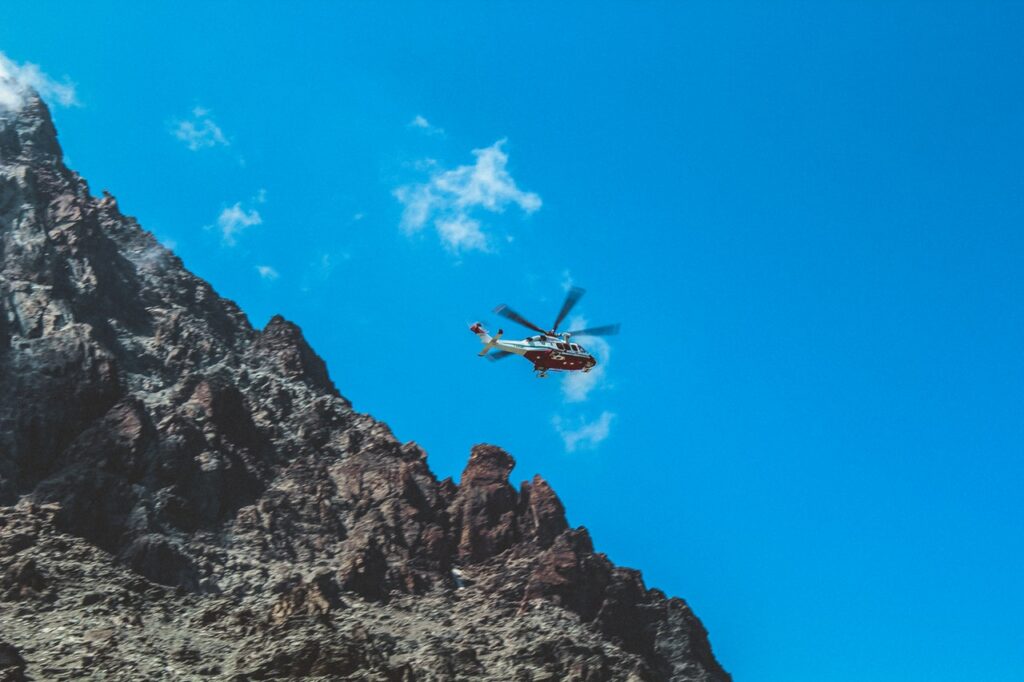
[0,88,729,680]
[0,640,26,682]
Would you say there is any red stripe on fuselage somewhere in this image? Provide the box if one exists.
[524,349,596,371]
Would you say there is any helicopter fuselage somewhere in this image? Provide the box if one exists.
[471,323,596,374]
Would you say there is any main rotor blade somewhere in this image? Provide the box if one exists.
[565,323,621,337]
[487,350,515,361]
[493,304,546,335]
[552,286,586,332]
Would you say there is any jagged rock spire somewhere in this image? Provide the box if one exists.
[0,86,62,165]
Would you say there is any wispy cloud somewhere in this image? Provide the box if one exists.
[561,315,611,403]
[217,201,262,245]
[173,106,228,151]
[212,190,266,245]
[0,51,78,111]
[316,252,333,274]
[393,139,541,253]
[436,214,488,253]
[299,251,345,293]
[256,265,279,281]
[409,114,444,136]
[561,269,575,292]
[309,252,339,280]
[553,411,616,453]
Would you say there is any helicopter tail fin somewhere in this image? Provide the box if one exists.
[470,322,491,344]
[471,324,504,355]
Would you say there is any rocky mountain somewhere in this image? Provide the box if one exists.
[0,90,730,681]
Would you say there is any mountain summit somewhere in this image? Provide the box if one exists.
[0,93,729,680]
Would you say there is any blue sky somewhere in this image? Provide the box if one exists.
[4,2,1024,679]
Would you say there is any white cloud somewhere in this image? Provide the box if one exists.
[561,315,611,403]
[394,183,434,233]
[409,114,444,136]
[553,411,615,453]
[0,52,78,111]
[393,139,541,253]
[256,265,279,280]
[435,214,489,253]
[173,106,228,151]
[217,201,262,245]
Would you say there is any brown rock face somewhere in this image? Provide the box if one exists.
[248,314,337,396]
[269,571,344,624]
[519,474,570,548]
[450,445,521,563]
[0,91,730,680]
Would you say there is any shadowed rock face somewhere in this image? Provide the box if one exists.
[0,92,730,680]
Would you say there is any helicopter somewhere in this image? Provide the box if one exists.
[470,286,620,378]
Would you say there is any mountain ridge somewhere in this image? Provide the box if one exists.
[0,90,729,681]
